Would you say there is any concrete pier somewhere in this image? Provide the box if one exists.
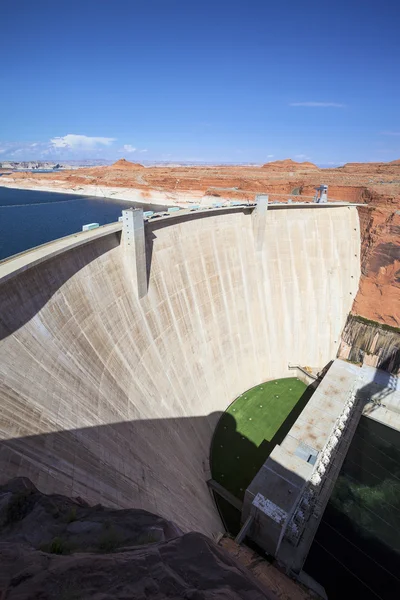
[253,194,269,252]
[122,208,147,298]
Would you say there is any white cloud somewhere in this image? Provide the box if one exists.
[50,134,116,150]
[380,131,400,136]
[267,154,274,158]
[0,135,151,160]
[295,154,311,160]
[122,144,137,153]
[289,102,345,108]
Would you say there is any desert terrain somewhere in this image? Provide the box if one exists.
[1,157,399,328]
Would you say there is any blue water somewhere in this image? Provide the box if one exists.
[305,416,400,599]
[0,187,166,261]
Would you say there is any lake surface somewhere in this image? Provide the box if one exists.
[0,187,167,261]
[305,416,400,599]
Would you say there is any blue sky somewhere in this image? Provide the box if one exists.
[1,0,399,165]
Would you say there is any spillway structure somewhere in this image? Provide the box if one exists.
[0,200,361,541]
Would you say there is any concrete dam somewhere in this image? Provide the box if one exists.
[0,203,360,538]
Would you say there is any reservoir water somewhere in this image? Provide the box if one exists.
[0,186,167,261]
[305,416,400,599]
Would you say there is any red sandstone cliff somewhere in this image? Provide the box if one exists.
[353,197,400,327]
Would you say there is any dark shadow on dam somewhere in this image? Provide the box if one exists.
[1,365,399,597]
[0,413,223,529]
[0,413,321,597]
[0,231,122,342]
[0,408,312,574]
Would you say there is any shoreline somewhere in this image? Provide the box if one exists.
[0,177,206,208]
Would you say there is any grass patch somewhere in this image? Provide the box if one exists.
[134,532,160,545]
[225,377,307,446]
[211,377,312,502]
[98,524,123,553]
[291,186,303,196]
[64,507,77,523]
[41,536,71,555]
[5,491,34,525]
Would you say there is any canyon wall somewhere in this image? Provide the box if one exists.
[338,314,400,374]
[352,200,400,328]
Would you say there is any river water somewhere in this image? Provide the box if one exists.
[305,416,400,599]
[0,186,167,261]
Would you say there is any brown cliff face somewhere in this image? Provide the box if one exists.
[353,199,400,327]
[339,160,400,174]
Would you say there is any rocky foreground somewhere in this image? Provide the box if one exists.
[0,478,315,600]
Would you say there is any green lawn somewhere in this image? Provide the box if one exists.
[210,377,312,507]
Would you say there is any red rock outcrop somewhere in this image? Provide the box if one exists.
[353,200,400,327]
[110,158,144,169]
[261,158,319,171]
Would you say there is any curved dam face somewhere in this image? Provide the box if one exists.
[0,206,360,536]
